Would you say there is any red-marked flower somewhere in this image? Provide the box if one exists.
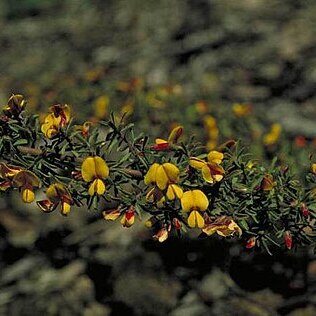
[153,227,168,242]
[120,208,135,227]
[294,135,306,148]
[301,203,309,218]
[202,216,242,237]
[189,150,225,184]
[172,218,181,230]
[246,237,256,249]
[102,209,121,221]
[12,170,41,203]
[75,121,92,138]
[0,163,23,192]
[81,156,109,196]
[150,125,183,151]
[3,94,26,117]
[37,183,73,216]
[284,231,293,250]
[41,104,71,138]
[181,190,209,228]
[144,162,183,202]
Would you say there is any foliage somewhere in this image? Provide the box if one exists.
[1,94,316,254]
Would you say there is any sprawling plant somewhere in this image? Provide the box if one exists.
[1,94,316,253]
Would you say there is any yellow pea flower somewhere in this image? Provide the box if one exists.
[189,151,225,184]
[181,190,209,228]
[37,183,73,216]
[263,123,282,146]
[102,209,121,221]
[151,125,183,151]
[203,115,219,150]
[0,163,23,191]
[81,156,109,196]
[3,94,26,117]
[202,216,242,237]
[41,113,61,138]
[94,95,109,120]
[232,103,252,117]
[311,163,316,175]
[41,104,71,138]
[195,100,208,114]
[0,163,22,178]
[74,121,92,138]
[12,170,41,203]
[120,208,136,227]
[144,162,183,201]
[153,227,169,242]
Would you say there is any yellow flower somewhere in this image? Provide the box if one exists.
[81,156,109,196]
[103,207,136,228]
[12,170,41,203]
[203,115,219,150]
[116,78,144,93]
[41,104,71,138]
[311,163,316,175]
[49,104,71,127]
[263,123,282,146]
[181,190,209,228]
[75,121,92,138]
[0,163,23,191]
[120,208,135,227]
[3,94,26,117]
[144,162,183,200]
[232,103,252,117]
[94,95,109,119]
[41,113,61,138]
[153,227,169,242]
[189,151,225,184]
[0,163,22,178]
[102,209,121,221]
[151,125,183,151]
[202,216,242,237]
[195,100,208,114]
[37,183,73,216]
[120,100,134,118]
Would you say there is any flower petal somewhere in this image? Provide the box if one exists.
[144,163,159,185]
[81,157,96,182]
[22,187,35,203]
[181,190,194,212]
[167,125,183,143]
[88,178,105,196]
[60,202,71,216]
[188,211,205,228]
[207,151,224,164]
[94,156,109,178]
[201,165,214,183]
[156,165,169,190]
[189,158,206,170]
[192,190,209,211]
[162,163,179,183]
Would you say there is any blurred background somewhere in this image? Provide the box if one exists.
[1,0,316,315]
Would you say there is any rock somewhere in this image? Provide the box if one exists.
[199,269,237,301]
